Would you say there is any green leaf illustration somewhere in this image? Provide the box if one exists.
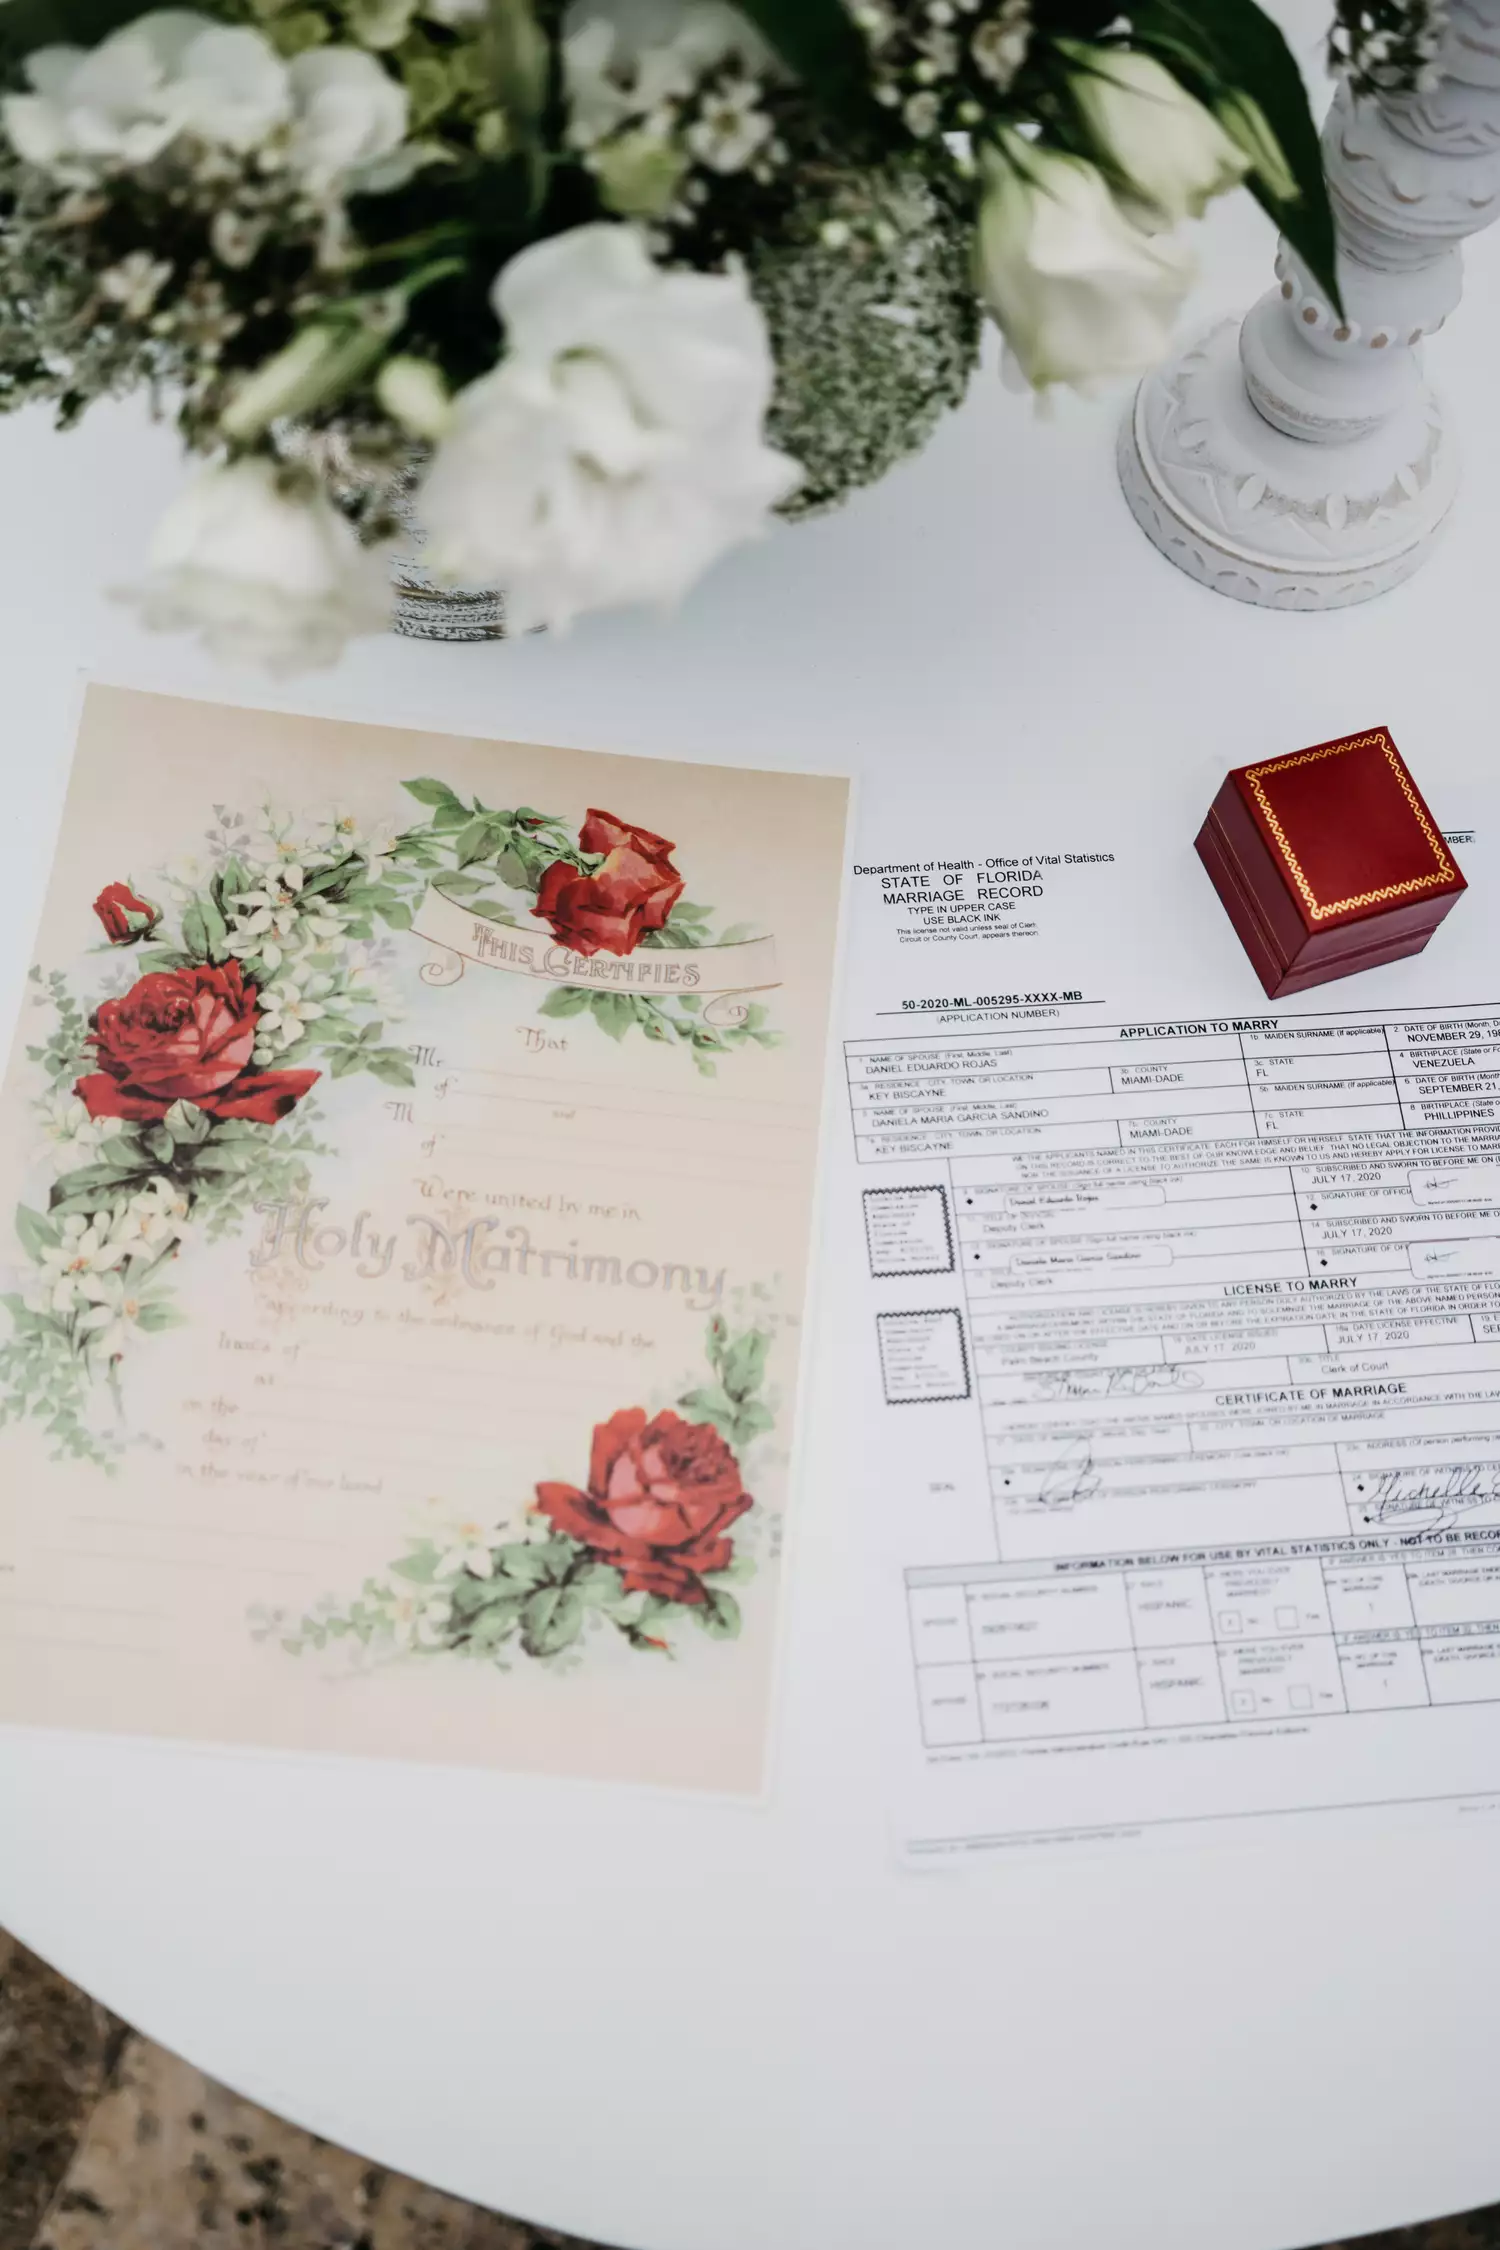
[537,986,591,1019]
[693,1586,741,1640]
[14,1203,60,1260]
[521,1583,585,1658]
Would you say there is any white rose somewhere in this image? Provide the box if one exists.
[976,137,1197,395]
[1061,43,1247,225]
[125,458,391,671]
[286,48,408,191]
[414,221,799,631]
[3,10,209,172]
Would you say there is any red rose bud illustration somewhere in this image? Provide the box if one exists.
[74,960,319,1126]
[534,1407,751,1604]
[92,881,162,945]
[535,807,684,958]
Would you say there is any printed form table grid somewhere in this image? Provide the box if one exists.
[848,1006,1500,1756]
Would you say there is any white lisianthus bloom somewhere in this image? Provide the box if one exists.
[1216,89,1298,204]
[976,136,1197,395]
[166,24,291,154]
[3,11,209,172]
[1061,42,1248,225]
[286,47,408,191]
[126,458,390,671]
[2,12,293,174]
[415,222,800,631]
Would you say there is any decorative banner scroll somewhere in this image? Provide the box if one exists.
[409,886,780,1027]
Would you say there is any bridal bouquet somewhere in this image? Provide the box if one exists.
[0,0,1431,665]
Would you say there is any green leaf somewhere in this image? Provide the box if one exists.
[589,991,634,1042]
[520,1583,585,1658]
[466,899,517,924]
[454,816,498,867]
[48,1161,150,1203]
[492,1541,560,1584]
[134,1299,187,1333]
[571,1561,626,1605]
[178,897,227,962]
[466,1599,525,1649]
[366,1053,417,1087]
[431,872,489,899]
[14,1203,61,1260]
[721,1329,769,1403]
[731,1399,774,1446]
[537,985,591,1019]
[144,1125,176,1166]
[693,1585,741,1640]
[402,776,465,810]
[103,1136,151,1172]
[732,0,884,134]
[1134,0,1341,311]
[390,1545,440,1584]
[678,1383,738,1436]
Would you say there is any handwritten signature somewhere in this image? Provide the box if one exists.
[1026,1364,1203,1402]
[1031,1437,1105,1508]
[1357,1464,1500,1530]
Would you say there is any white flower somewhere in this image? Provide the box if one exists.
[975,137,1196,395]
[245,816,309,877]
[38,1087,120,1156]
[388,1591,453,1649]
[436,1521,498,1578]
[2,12,292,176]
[415,222,799,632]
[563,2,773,148]
[228,878,303,971]
[256,974,327,1048]
[1215,89,1298,204]
[318,806,401,872]
[99,250,173,318]
[167,24,291,153]
[125,458,391,672]
[73,1266,161,1357]
[114,1178,191,1251]
[971,1,1030,91]
[33,1214,127,1315]
[286,48,408,192]
[685,76,772,173]
[1062,43,1247,225]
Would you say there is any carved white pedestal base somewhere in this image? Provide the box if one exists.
[1118,314,1455,610]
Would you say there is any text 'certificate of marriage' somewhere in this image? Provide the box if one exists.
[0,685,848,1793]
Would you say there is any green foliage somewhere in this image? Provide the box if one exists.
[678,1313,774,1451]
[1134,0,1341,312]
[264,1317,775,1669]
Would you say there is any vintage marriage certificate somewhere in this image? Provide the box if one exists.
[0,685,848,1792]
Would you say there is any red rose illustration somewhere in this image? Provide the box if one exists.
[74,960,319,1126]
[93,881,161,945]
[535,1407,752,1604]
[535,807,685,958]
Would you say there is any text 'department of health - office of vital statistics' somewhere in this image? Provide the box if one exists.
[852,995,1500,1858]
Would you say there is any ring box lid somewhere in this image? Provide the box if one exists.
[1228,726,1464,948]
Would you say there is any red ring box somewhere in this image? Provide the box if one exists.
[1196,726,1466,999]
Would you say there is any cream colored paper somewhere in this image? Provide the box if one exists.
[0,686,848,1793]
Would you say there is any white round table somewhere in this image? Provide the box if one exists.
[5,73,1500,2249]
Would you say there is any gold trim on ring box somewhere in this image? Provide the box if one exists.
[1244,728,1455,922]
